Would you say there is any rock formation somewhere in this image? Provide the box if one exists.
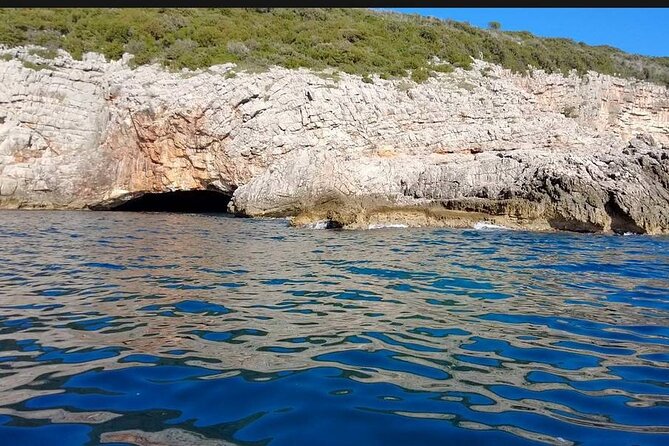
[0,46,668,233]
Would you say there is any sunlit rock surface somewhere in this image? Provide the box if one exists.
[0,46,668,233]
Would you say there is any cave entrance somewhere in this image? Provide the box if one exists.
[111,190,232,213]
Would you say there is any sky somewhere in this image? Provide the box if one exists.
[384,8,669,57]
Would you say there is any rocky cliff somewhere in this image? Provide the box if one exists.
[1,47,668,233]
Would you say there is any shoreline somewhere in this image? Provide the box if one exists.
[0,204,661,236]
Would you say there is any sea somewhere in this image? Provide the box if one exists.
[0,211,668,446]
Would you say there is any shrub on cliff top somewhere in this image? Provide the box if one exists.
[0,8,666,86]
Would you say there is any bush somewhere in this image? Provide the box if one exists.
[433,63,454,74]
[226,41,250,58]
[0,8,665,86]
[26,29,61,50]
[22,60,53,71]
[411,67,430,83]
[28,47,58,59]
[165,38,197,61]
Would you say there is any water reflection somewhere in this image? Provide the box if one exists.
[0,211,668,445]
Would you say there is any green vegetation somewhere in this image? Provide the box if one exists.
[22,60,53,71]
[411,67,430,83]
[0,8,667,85]
[28,47,57,59]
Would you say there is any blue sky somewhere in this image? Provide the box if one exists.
[384,9,669,57]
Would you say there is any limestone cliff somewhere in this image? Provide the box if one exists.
[1,47,668,233]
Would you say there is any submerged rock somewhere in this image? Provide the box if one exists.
[0,47,668,233]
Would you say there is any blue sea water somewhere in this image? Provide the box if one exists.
[0,211,668,446]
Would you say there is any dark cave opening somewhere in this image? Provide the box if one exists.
[604,195,646,235]
[111,190,232,213]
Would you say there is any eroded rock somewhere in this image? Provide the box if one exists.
[1,47,668,233]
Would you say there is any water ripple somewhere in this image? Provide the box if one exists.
[0,211,668,445]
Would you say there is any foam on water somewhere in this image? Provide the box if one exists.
[473,221,512,230]
[308,219,331,229]
[368,223,409,229]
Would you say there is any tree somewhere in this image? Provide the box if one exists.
[488,21,501,31]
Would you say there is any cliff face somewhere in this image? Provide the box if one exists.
[1,47,668,233]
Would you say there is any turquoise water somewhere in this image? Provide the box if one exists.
[0,211,668,445]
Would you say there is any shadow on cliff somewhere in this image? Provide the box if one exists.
[604,193,646,234]
[109,190,232,213]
